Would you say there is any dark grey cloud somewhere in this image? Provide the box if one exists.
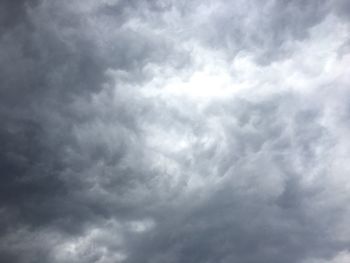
[1,0,350,262]
[0,0,168,260]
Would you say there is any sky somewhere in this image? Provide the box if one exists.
[0,0,350,262]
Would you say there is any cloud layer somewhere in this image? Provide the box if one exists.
[1,1,350,262]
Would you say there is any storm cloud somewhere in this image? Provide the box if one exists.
[1,0,350,262]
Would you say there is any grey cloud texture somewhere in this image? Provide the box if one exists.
[1,0,350,262]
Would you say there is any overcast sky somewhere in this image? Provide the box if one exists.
[1,0,350,262]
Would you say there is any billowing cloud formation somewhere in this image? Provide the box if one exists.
[1,0,350,262]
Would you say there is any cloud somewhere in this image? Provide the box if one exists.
[0,0,350,262]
